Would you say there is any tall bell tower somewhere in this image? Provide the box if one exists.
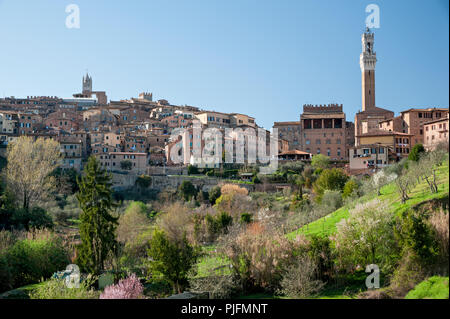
[82,72,92,95]
[360,27,377,111]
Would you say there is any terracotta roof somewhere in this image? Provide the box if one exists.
[279,150,311,156]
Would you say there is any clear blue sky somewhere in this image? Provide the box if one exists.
[0,0,448,129]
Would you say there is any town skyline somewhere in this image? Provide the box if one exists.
[0,0,448,130]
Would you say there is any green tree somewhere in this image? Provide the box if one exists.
[311,154,331,171]
[208,186,221,205]
[76,156,119,275]
[147,228,200,293]
[135,174,152,194]
[408,144,425,162]
[178,180,197,201]
[313,168,348,201]
[342,179,359,198]
[120,160,132,170]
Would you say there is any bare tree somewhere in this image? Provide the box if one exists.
[3,136,61,210]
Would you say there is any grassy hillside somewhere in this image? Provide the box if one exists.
[287,160,449,240]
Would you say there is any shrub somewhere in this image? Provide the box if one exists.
[10,207,53,230]
[252,175,261,184]
[342,179,359,199]
[395,208,439,263]
[307,235,334,281]
[157,202,192,243]
[240,213,252,224]
[311,154,330,170]
[189,275,241,299]
[5,235,70,288]
[135,175,152,189]
[208,186,221,205]
[30,276,99,299]
[405,276,449,299]
[187,164,199,175]
[179,180,198,201]
[0,253,13,292]
[277,255,325,298]
[223,223,299,292]
[220,184,248,196]
[320,190,343,212]
[390,250,426,295]
[100,273,144,299]
[205,212,233,238]
[428,208,449,261]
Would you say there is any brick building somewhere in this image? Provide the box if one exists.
[300,104,347,160]
[398,108,449,147]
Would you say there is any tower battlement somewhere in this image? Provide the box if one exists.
[303,104,343,113]
[139,92,153,101]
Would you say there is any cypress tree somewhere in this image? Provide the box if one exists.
[76,156,118,275]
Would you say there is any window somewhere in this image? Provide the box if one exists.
[313,119,322,129]
[336,139,341,144]
[379,147,384,154]
[337,148,341,156]
[418,113,423,118]
[316,139,321,144]
[317,148,321,154]
[326,139,331,144]
[327,149,331,156]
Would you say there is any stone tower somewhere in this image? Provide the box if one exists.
[82,72,92,95]
[360,27,377,111]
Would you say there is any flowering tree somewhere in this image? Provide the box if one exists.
[334,199,398,272]
[99,274,144,299]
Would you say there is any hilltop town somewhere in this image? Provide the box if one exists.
[1,28,448,189]
[0,27,448,302]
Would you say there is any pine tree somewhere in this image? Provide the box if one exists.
[76,156,118,275]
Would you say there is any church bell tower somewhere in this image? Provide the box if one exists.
[82,72,92,96]
[360,28,377,111]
